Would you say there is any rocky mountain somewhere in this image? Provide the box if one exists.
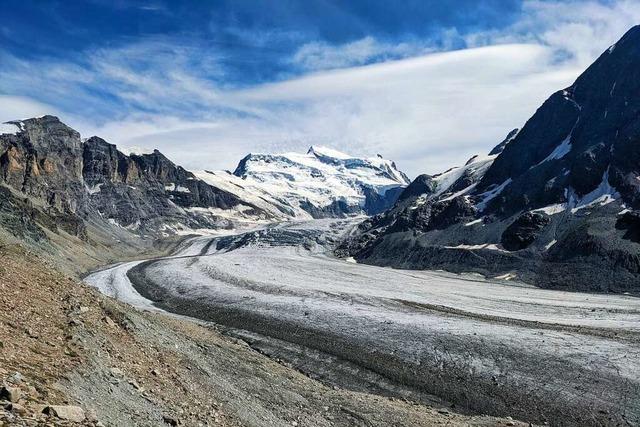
[338,25,640,293]
[0,116,278,252]
[229,146,411,218]
[0,116,410,254]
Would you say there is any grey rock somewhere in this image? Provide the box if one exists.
[0,386,21,403]
[501,212,550,251]
[43,404,86,422]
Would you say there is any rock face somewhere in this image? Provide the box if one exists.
[82,136,265,231]
[0,116,274,240]
[0,117,410,242]
[339,26,640,292]
[500,212,550,251]
[0,117,87,212]
[232,146,410,218]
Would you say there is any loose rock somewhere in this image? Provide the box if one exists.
[0,386,21,403]
[43,405,86,422]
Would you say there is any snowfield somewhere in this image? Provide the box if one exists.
[85,219,640,426]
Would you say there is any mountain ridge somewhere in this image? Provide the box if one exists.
[0,115,410,252]
[338,25,640,293]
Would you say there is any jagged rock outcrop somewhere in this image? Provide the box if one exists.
[82,136,265,230]
[339,26,640,292]
[0,116,87,214]
[0,116,411,243]
[500,212,550,251]
[0,116,273,241]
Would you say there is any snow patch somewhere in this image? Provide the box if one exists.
[494,273,517,280]
[86,183,103,195]
[0,122,21,135]
[539,135,572,164]
[568,170,620,213]
[444,243,508,252]
[533,203,566,216]
[464,218,484,227]
[431,154,496,200]
[476,178,512,211]
[165,183,191,193]
[308,145,351,160]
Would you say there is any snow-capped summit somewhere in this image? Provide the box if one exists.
[230,146,410,218]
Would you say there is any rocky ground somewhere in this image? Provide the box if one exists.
[0,241,529,426]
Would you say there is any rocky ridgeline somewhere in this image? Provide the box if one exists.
[0,117,411,247]
[0,116,273,244]
[339,26,640,292]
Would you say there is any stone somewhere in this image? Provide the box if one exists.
[103,316,117,327]
[85,408,99,422]
[43,405,86,422]
[501,212,550,251]
[109,367,124,377]
[8,372,24,384]
[6,402,26,415]
[163,414,179,426]
[0,386,21,403]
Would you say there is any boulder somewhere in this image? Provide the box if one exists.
[501,212,550,251]
[43,405,86,422]
[0,386,21,403]
[615,210,640,243]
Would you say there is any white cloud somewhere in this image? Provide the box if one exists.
[83,43,579,176]
[465,0,640,69]
[2,0,640,179]
[292,36,432,71]
[0,95,58,123]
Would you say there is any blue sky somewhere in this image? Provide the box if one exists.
[1,0,639,176]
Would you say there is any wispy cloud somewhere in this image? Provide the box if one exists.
[291,36,433,71]
[1,0,639,178]
[465,0,640,68]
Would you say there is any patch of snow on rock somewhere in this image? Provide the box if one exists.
[568,170,620,213]
[476,178,512,211]
[539,135,572,164]
[86,183,103,195]
[445,243,508,252]
[464,218,484,227]
[0,122,21,135]
[533,203,567,215]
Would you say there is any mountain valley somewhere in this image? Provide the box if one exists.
[3,21,640,427]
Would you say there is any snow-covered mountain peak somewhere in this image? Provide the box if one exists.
[229,146,410,218]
